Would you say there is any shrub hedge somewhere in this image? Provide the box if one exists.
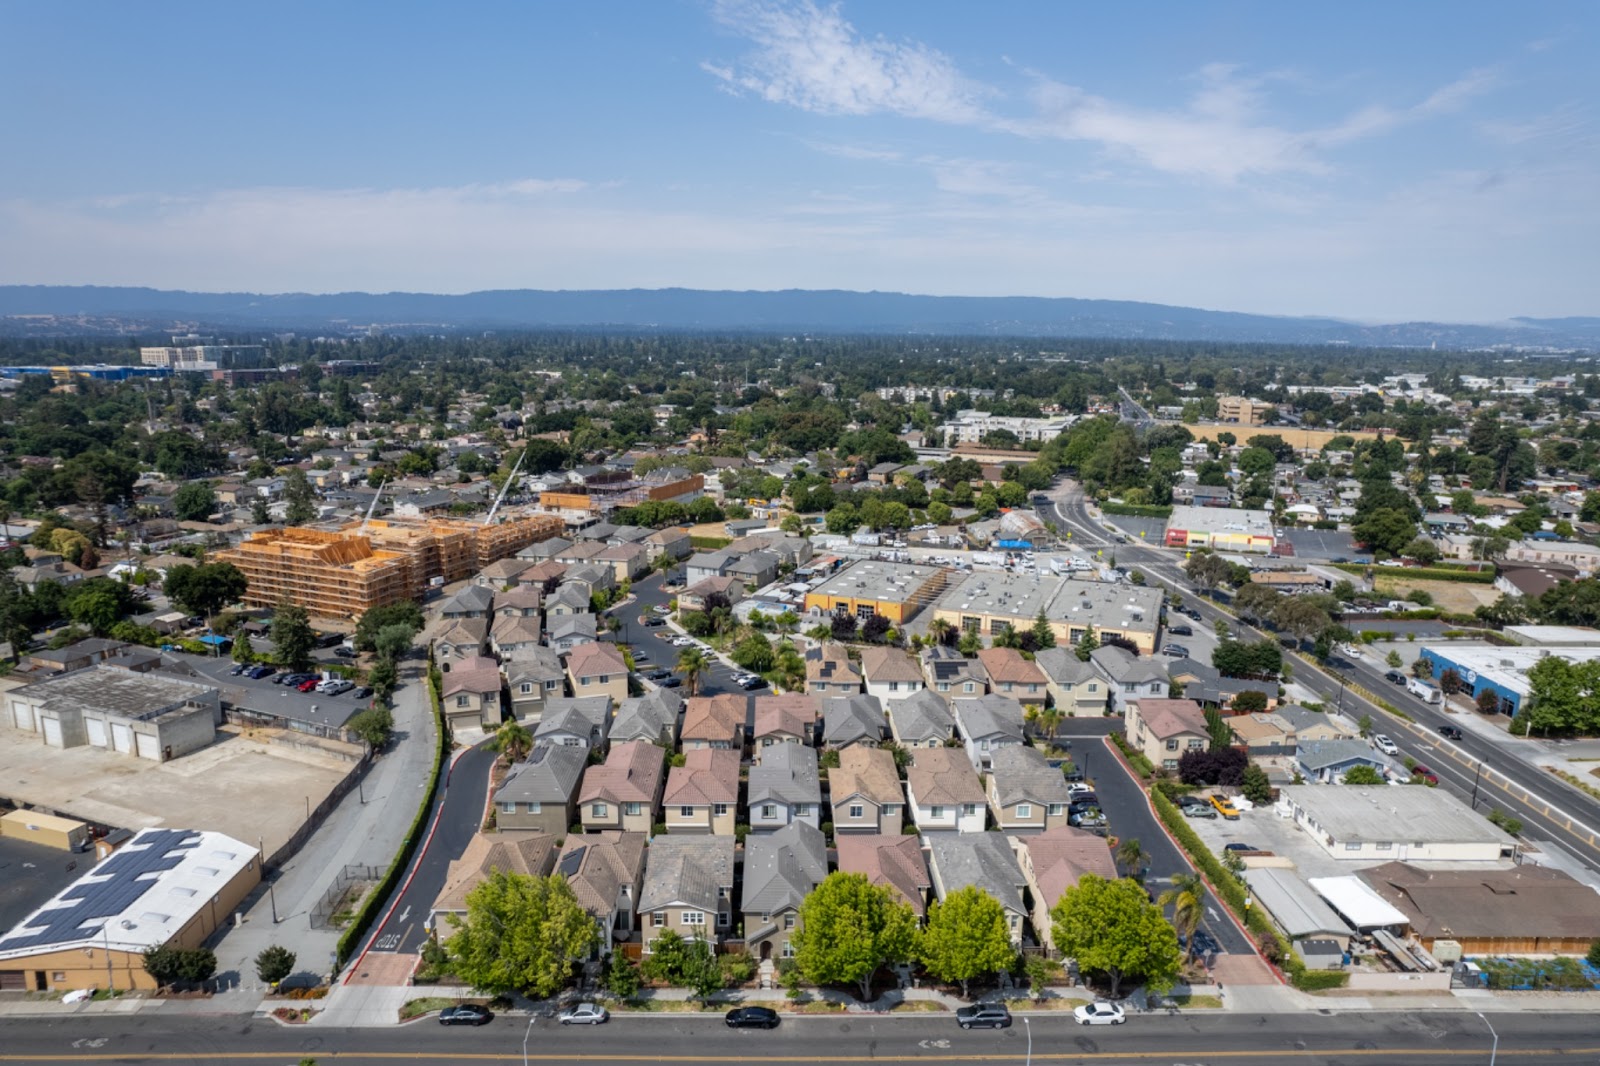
[335,664,448,969]
[1101,502,1173,519]
[1332,563,1493,584]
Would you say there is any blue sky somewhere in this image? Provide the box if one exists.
[1,1,1595,321]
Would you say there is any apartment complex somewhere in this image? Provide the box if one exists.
[1217,395,1271,426]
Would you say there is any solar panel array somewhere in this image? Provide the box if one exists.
[0,829,201,951]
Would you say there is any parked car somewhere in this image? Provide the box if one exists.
[322,680,355,696]
[1068,794,1100,810]
[1069,811,1108,832]
[297,678,321,692]
[228,663,247,676]
[1062,765,1086,783]
[725,1006,780,1030]
[1209,795,1240,820]
[1162,643,1189,657]
[1223,842,1258,853]
[334,646,358,659]
[1167,624,1193,636]
[1411,764,1440,786]
[438,1004,494,1026]
[738,676,768,690]
[1385,670,1407,685]
[1067,782,1095,796]
[955,1005,1012,1030]
[1437,725,1464,740]
[653,605,672,615]
[659,677,682,688]
[643,617,666,627]
[1183,804,1218,819]
[246,665,274,680]
[1073,1001,1126,1026]
[558,1003,609,1025]
[1372,734,1399,756]
[646,668,672,681]
[1176,795,1208,809]
[671,636,695,647]
[352,686,373,699]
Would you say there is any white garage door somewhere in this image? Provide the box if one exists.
[135,733,160,761]
[11,703,33,732]
[111,722,133,754]
[42,716,63,748]
[86,718,107,748]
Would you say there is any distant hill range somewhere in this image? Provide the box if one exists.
[2,284,1597,350]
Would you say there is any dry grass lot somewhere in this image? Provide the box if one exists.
[1371,575,1500,614]
[0,721,352,853]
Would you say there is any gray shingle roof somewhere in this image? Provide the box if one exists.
[823,694,885,746]
[886,689,955,744]
[927,832,1027,915]
[741,822,827,915]
[535,696,612,745]
[493,744,587,804]
[747,743,820,807]
[987,745,1075,807]
[612,689,683,745]
[638,835,736,913]
[1033,647,1098,686]
[953,694,1025,742]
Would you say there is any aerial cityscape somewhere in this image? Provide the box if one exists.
[2,3,1599,1065]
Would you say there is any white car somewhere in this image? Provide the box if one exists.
[1074,1001,1126,1026]
[671,636,695,647]
[1067,782,1096,796]
[1372,734,1399,756]
[558,1002,609,1025]
[653,605,671,614]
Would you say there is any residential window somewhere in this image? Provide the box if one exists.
[1375,841,1393,850]
[938,682,950,692]
[546,680,560,690]
[1087,684,1098,693]
[653,912,665,927]
[564,737,581,747]
[1016,803,1033,819]
[714,803,729,816]
[761,804,776,819]
[930,805,946,819]
[964,682,975,693]
[889,681,900,692]
[795,804,811,816]
[1187,738,1204,750]
[501,802,516,814]
[456,695,471,708]
[717,911,729,927]
[781,940,795,958]
[1163,759,1178,770]
[1166,739,1179,751]
[883,804,898,816]
[592,802,608,818]
[598,674,610,684]
[520,682,533,695]
[525,802,541,814]
[681,806,696,818]
[1345,842,1363,851]
[1047,803,1065,816]
[683,910,705,925]
[784,913,796,929]
[624,802,641,816]
[961,803,978,817]
[849,804,865,819]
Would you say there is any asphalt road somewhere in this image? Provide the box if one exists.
[0,1007,1583,1064]
[353,738,497,959]
[616,572,757,725]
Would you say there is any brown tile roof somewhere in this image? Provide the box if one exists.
[556,831,646,919]
[1017,826,1118,907]
[663,747,741,806]
[1134,698,1208,739]
[907,747,984,806]
[835,833,931,916]
[579,741,665,805]
[831,746,902,805]
[977,647,1048,687]
[753,693,819,741]
[1358,861,1600,941]
[432,831,558,914]
[441,654,503,696]
[859,646,924,684]
[682,693,746,743]
[566,642,627,679]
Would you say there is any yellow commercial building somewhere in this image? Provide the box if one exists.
[803,561,954,626]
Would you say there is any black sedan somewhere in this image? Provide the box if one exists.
[438,1004,494,1026]
[647,668,673,681]
[1437,725,1464,740]
[725,1006,780,1029]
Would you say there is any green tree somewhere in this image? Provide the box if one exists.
[1231,690,1269,713]
[283,468,317,525]
[1240,763,1272,805]
[492,719,534,764]
[446,869,599,997]
[171,481,219,523]
[232,630,255,664]
[1342,765,1384,785]
[917,885,1016,998]
[65,579,130,635]
[272,602,316,672]
[1030,610,1057,650]
[602,953,642,998]
[1051,874,1181,998]
[368,658,399,704]
[255,945,297,987]
[142,945,185,988]
[353,602,426,652]
[164,562,248,619]
[345,704,394,749]
[1075,627,1100,662]
[250,496,271,525]
[372,622,416,663]
[1115,837,1149,883]
[1385,649,1402,669]
[1159,873,1208,964]
[731,633,775,673]
[676,646,709,696]
[793,871,919,1000]
[1204,706,1234,751]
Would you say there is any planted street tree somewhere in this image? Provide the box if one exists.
[1160,873,1209,963]
[1051,874,1180,998]
[793,871,918,1000]
[917,885,1016,998]
[446,869,598,997]
[492,719,533,764]
[256,945,297,987]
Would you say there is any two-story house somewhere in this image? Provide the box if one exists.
[886,689,956,749]
[555,830,647,956]
[430,831,557,940]
[1089,645,1170,715]
[430,616,488,662]
[663,748,741,835]
[926,832,1030,947]
[834,833,931,918]
[747,743,821,831]
[906,747,987,833]
[1033,648,1108,717]
[639,835,736,950]
[565,642,629,705]
[547,613,598,653]
[534,696,612,752]
[805,641,862,696]
[830,745,904,835]
[439,584,494,619]
[752,693,818,752]
[919,645,989,698]
[489,595,543,659]
[821,693,885,750]
[1013,827,1118,952]
[1125,697,1208,772]
[546,582,594,619]
[952,694,1026,771]
[681,694,746,751]
[859,647,926,703]
[492,743,588,835]
[505,648,566,723]
[742,821,828,962]
[580,740,666,834]
[985,745,1074,831]
[611,689,684,749]
[977,648,1049,708]
[440,655,504,733]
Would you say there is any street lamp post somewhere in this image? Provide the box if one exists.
[1470,760,1484,810]
[523,1013,538,1066]
[1476,1011,1499,1066]
[1022,1015,1031,1066]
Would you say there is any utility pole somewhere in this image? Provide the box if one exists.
[260,838,278,923]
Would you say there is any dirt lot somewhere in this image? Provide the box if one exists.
[1371,575,1500,614]
[0,722,353,855]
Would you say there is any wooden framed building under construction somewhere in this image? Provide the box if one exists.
[216,514,564,621]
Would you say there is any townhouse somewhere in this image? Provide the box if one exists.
[821,693,885,750]
[565,642,629,705]
[742,821,828,962]
[952,694,1027,771]
[885,689,955,750]
[492,743,588,835]
[830,746,904,835]
[985,746,1074,831]
[906,747,987,834]
[639,836,737,950]
[663,748,741,835]
[925,833,1030,946]
[579,741,666,834]
[977,647,1049,708]
[747,743,822,831]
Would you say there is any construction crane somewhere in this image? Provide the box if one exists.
[359,480,385,535]
[484,446,527,526]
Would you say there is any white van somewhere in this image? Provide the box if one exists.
[1407,678,1442,704]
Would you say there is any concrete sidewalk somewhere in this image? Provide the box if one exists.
[196,660,441,1010]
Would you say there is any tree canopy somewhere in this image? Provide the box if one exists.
[793,871,919,1000]
[1051,874,1181,998]
[445,869,599,997]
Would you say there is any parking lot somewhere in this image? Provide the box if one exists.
[1279,528,1361,560]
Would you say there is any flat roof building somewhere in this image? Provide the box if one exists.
[4,665,221,763]
[1164,504,1276,553]
[1275,785,1515,863]
[932,573,1163,653]
[803,560,954,625]
[1417,642,1600,717]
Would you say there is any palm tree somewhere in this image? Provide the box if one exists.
[1036,706,1065,740]
[1115,837,1148,883]
[491,719,533,765]
[1159,873,1208,962]
[676,647,709,696]
[929,618,955,647]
